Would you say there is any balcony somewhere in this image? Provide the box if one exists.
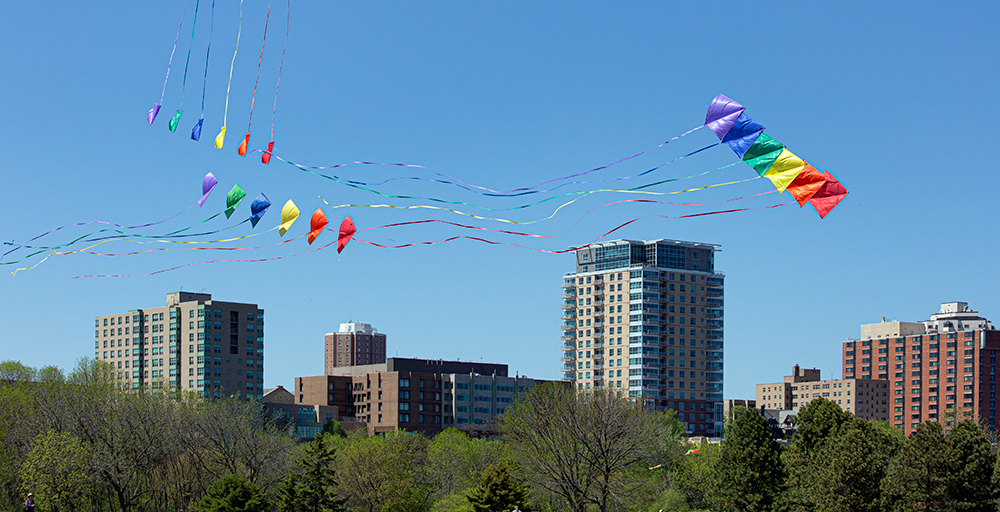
[562,301,576,309]
[707,319,723,328]
[561,334,576,341]
[706,352,723,361]
[562,372,574,380]
[706,373,723,382]
[706,383,723,392]
[707,362,723,371]
[563,341,576,350]
[562,363,576,371]
[560,354,574,362]
[706,393,724,401]
[561,313,577,321]
[707,341,724,350]
[706,330,723,340]
[707,298,724,307]
[706,310,723,318]
[562,279,576,288]
[562,322,577,329]
[561,291,577,300]
[706,287,724,297]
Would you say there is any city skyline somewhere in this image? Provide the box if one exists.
[2,3,999,401]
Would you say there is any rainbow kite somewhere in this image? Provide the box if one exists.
[705,94,847,218]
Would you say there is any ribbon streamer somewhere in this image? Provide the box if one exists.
[192,0,215,141]
[149,0,189,125]
[169,0,202,132]
[239,1,270,157]
[263,0,290,164]
[216,0,244,149]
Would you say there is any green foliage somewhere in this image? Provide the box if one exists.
[801,418,900,512]
[671,444,720,510]
[466,460,532,512]
[277,433,347,512]
[941,420,994,511]
[881,421,949,511]
[425,428,504,501]
[336,430,431,512]
[783,398,854,509]
[429,491,475,512]
[20,430,93,512]
[192,474,271,512]
[322,419,348,438]
[712,408,785,511]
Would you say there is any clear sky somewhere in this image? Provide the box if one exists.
[2,1,998,399]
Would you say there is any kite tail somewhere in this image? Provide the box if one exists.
[149,0,189,125]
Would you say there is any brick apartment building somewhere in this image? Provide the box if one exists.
[561,238,724,435]
[296,357,552,436]
[94,292,264,397]
[842,302,1000,434]
[324,322,387,373]
[756,364,889,421]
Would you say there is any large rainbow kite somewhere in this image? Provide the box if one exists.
[705,94,846,218]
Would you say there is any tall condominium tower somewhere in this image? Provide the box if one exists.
[94,292,264,398]
[324,322,387,373]
[842,302,1000,435]
[561,239,724,436]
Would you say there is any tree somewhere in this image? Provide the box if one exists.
[941,421,995,511]
[277,433,347,512]
[671,443,720,510]
[881,421,949,511]
[466,460,532,512]
[711,407,785,511]
[425,428,503,501]
[783,398,854,510]
[19,430,94,512]
[322,419,348,438]
[336,430,431,512]
[501,383,685,512]
[193,474,270,512]
[804,418,900,512]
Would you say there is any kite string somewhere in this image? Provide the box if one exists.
[198,0,215,119]
[270,0,289,141]
[178,0,201,107]
[158,0,189,105]
[246,1,270,133]
[222,0,244,128]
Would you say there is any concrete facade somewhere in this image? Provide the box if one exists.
[94,292,264,398]
[561,239,724,436]
[843,302,1000,435]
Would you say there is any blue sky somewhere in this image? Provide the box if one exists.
[2,1,998,399]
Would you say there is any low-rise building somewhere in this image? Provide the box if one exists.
[756,364,889,421]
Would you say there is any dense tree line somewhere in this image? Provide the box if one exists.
[3,360,1000,512]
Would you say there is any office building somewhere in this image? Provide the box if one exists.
[842,302,1000,434]
[94,292,264,398]
[561,238,724,436]
[296,357,553,436]
[755,364,889,420]
[324,322,387,373]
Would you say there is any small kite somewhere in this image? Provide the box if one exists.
[224,184,245,219]
[249,193,271,227]
[647,463,665,470]
[307,208,327,245]
[198,172,218,206]
[705,94,847,218]
[279,199,299,236]
[685,448,699,456]
[337,216,355,254]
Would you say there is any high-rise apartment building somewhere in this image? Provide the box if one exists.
[324,322,387,373]
[755,364,889,421]
[561,238,724,436]
[94,292,264,398]
[842,302,1000,435]
[297,357,552,436]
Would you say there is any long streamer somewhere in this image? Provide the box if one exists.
[192,0,215,141]
[263,0,290,164]
[356,201,795,253]
[239,1,270,156]
[169,0,201,132]
[148,0,189,125]
[215,0,244,149]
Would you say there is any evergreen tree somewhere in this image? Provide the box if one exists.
[783,398,854,510]
[277,433,347,512]
[192,474,270,512]
[711,408,785,511]
[941,420,995,511]
[806,418,900,512]
[466,460,532,512]
[881,421,949,511]
[321,419,348,438]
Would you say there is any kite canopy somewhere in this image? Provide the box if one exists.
[168,110,183,132]
[262,141,274,164]
[337,216,355,254]
[215,126,226,149]
[147,103,162,125]
[238,134,250,157]
[191,117,204,141]
[705,94,847,218]
[308,208,328,245]
[704,94,744,140]
[250,193,271,228]
[809,171,847,219]
[198,172,218,207]
[279,199,299,236]
[224,183,245,219]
